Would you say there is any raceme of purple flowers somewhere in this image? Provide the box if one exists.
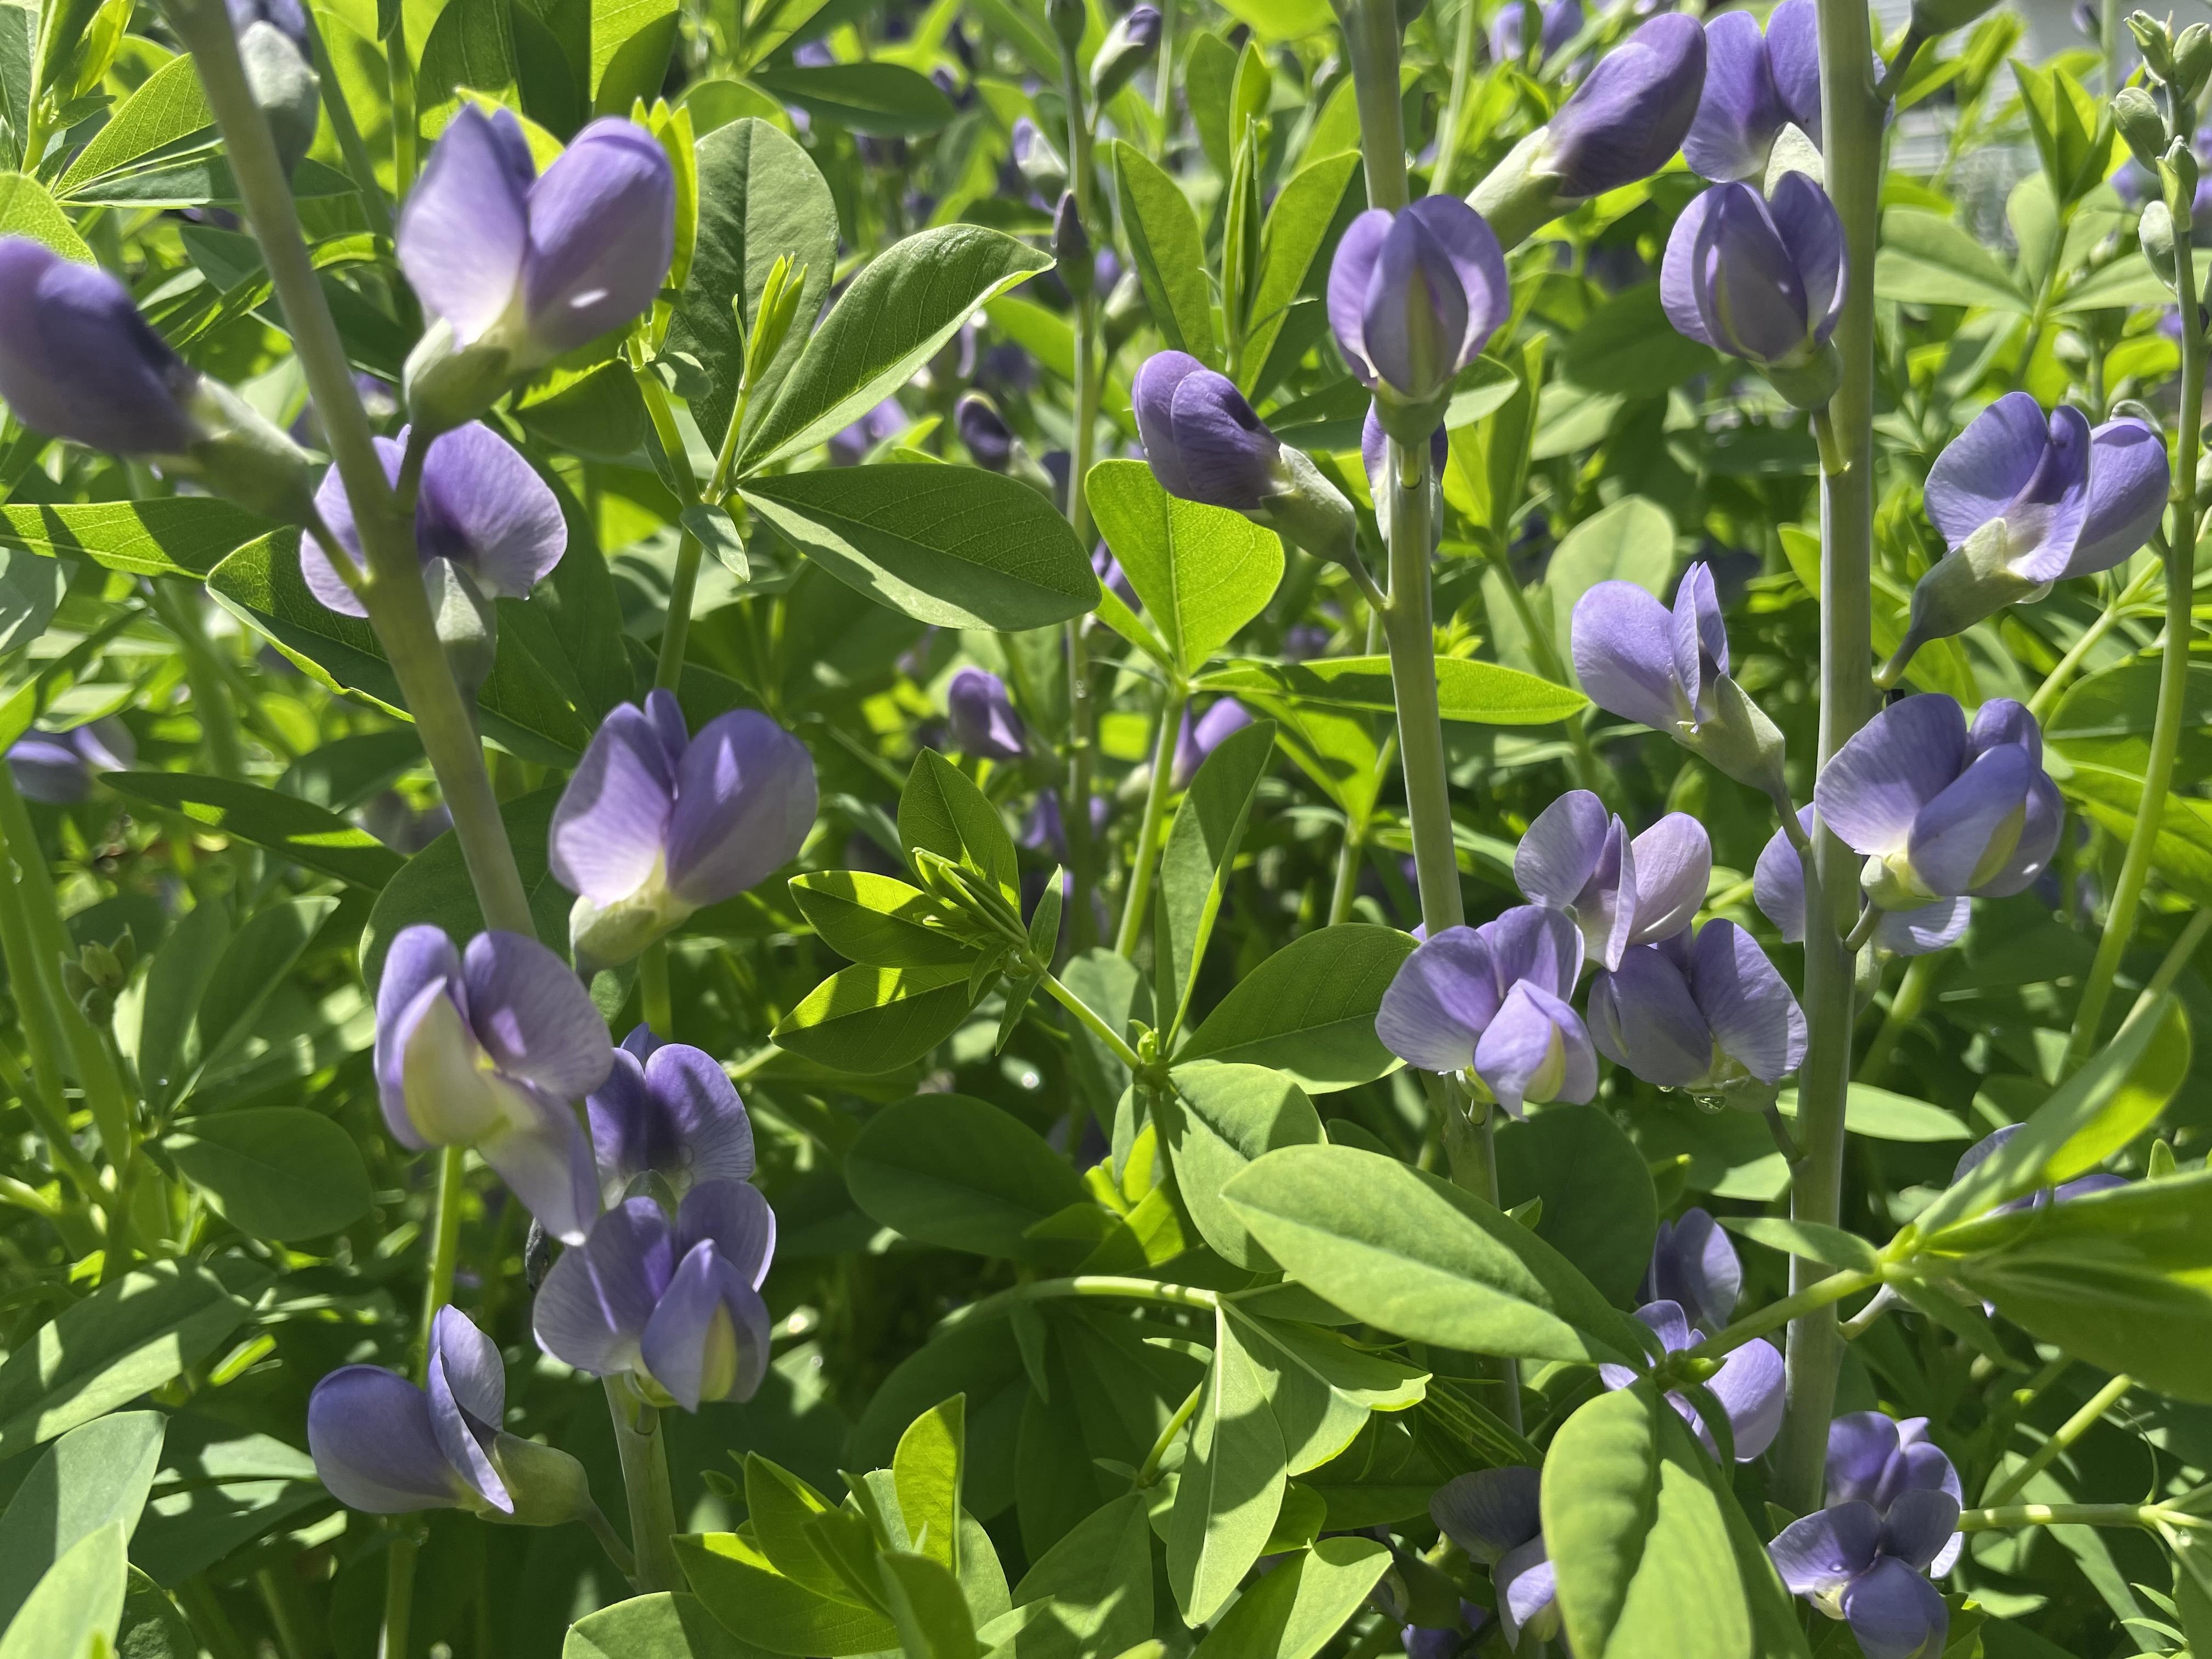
[1769,1413,1963,1659]
[400,105,674,372]
[550,689,817,967]
[303,421,567,617]
[1513,789,1709,972]
[1328,195,1509,408]
[1683,0,1821,180]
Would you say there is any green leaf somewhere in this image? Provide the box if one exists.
[1156,718,1276,1034]
[980,1490,1153,1659]
[1186,1536,1390,1659]
[893,1395,965,1576]
[1774,1083,1971,1143]
[1925,1169,2212,1402]
[743,1457,853,1602]
[772,963,979,1074]
[1542,1385,1754,1659]
[1221,1143,1646,1364]
[0,172,88,260]
[590,0,678,114]
[1242,151,1358,392]
[102,772,403,890]
[668,118,837,456]
[1167,1307,1286,1624]
[877,1549,981,1659]
[358,788,575,988]
[1496,1103,1658,1309]
[740,224,1051,470]
[847,1094,1087,1261]
[0,1412,164,1629]
[1226,1307,1427,1476]
[54,54,207,196]
[1110,140,1216,366]
[1085,461,1283,677]
[0,546,59,651]
[899,750,1020,904]
[1720,1217,1881,1275]
[790,871,981,968]
[190,896,340,1081]
[748,61,954,134]
[1061,947,1148,1125]
[677,1532,902,1656]
[0,1521,126,1659]
[0,499,263,577]
[1197,654,1588,724]
[0,1262,250,1461]
[2014,58,2109,203]
[1154,1061,1323,1269]
[1560,285,1720,395]
[563,1592,771,1658]
[1910,994,2190,1240]
[0,8,27,176]
[418,0,521,120]
[743,465,1098,633]
[1872,208,2028,312]
[1174,924,1415,1091]
[165,1108,373,1240]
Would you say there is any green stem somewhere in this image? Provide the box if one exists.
[1135,1380,1205,1487]
[1683,1270,1882,1367]
[606,1379,685,1593]
[1115,681,1188,956]
[586,1503,640,1583]
[170,0,534,940]
[300,2,393,242]
[2066,208,2204,1071]
[1982,1373,2132,1506]
[1775,0,1882,1518]
[1957,1502,2197,1533]
[1855,952,1937,1086]
[1327,811,1366,925]
[153,584,247,782]
[1035,966,1147,1073]
[383,9,416,195]
[100,1149,139,1283]
[0,861,101,1197]
[1436,0,1481,197]
[416,1145,466,1370]
[1345,0,1409,213]
[2025,562,2158,721]
[943,1274,1221,1331]
[1150,0,1177,133]
[377,1532,418,1659]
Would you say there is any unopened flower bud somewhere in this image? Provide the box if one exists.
[2114,86,2168,173]
[1011,118,1068,203]
[1048,0,1085,50]
[1328,196,1509,426]
[957,393,1014,471]
[1662,175,1847,409]
[1102,267,1146,352]
[1091,5,1161,103]
[236,18,320,177]
[2131,10,2177,82]
[2143,199,2179,286]
[2177,22,2212,98]
[1053,193,1093,299]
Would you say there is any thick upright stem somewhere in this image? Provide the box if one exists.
[606,1380,684,1592]
[384,10,416,195]
[1115,682,1188,955]
[2066,189,2203,1071]
[1437,0,1481,196]
[1775,0,1882,1516]
[171,0,533,938]
[1058,44,1103,951]
[1346,0,1410,212]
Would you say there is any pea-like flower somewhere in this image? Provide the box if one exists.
[1769,1413,1962,1659]
[947,667,1026,761]
[375,926,611,1243]
[589,1025,755,1205]
[1814,695,2061,910]
[1570,562,1792,814]
[1490,0,1582,65]
[1429,1467,1560,1652]
[1643,1205,1741,1336]
[1171,698,1254,789]
[1327,196,1509,414]
[1884,396,2168,684]
[1588,919,1806,1103]
[1091,4,1161,101]
[303,421,566,617]
[400,106,674,427]
[956,393,1015,471]
[7,719,134,805]
[1662,174,1846,408]
[1684,0,1821,182]
[1375,906,1596,1116]
[1133,351,1361,567]
[1753,806,1970,956]
[533,1180,776,1411]
[1599,1300,1784,1462]
[308,1307,592,1522]
[1950,1124,2127,1210]
[550,690,817,969]
[1514,789,1710,971]
[0,238,317,520]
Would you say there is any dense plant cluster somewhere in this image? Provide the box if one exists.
[0,0,2209,1651]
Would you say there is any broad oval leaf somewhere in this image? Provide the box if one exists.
[103,772,402,890]
[1174,924,1415,1091]
[1186,1536,1390,1659]
[1166,1307,1286,1624]
[0,1412,165,1630]
[1496,1103,1657,1309]
[0,1521,127,1659]
[563,1592,764,1658]
[1198,655,1589,725]
[1154,1060,1324,1269]
[845,1093,1088,1260]
[1086,460,1283,676]
[674,1533,901,1656]
[748,62,955,136]
[165,1107,373,1240]
[771,963,979,1074]
[789,871,981,967]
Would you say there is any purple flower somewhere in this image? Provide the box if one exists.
[1599,1301,1784,1462]
[533,1180,776,1410]
[304,421,566,617]
[589,1025,755,1204]
[0,238,202,455]
[1814,695,2062,909]
[1490,0,1583,64]
[1754,806,1969,956]
[1541,13,1707,198]
[830,397,909,465]
[1889,396,2169,678]
[1133,351,1285,511]
[1951,1124,2128,1211]
[7,719,134,804]
[1171,699,1255,788]
[1429,1468,1560,1651]
[1513,789,1710,970]
[1570,562,1791,810]
[1327,197,1508,405]
[1769,1413,1961,1659]
[1092,5,1161,101]
[1643,1206,1741,1335]
[374,926,610,1243]
[400,107,674,369]
[1684,0,1820,182]
[1092,545,1138,608]
[1374,906,1596,1115]
[1662,174,1845,404]
[947,667,1026,761]
[227,0,308,46]
[1589,919,1806,1099]
[551,690,818,967]
[957,394,1015,470]
[1019,788,1108,857]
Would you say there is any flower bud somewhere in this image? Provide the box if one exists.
[2178,22,2212,100]
[2114,87,2168,173]
[2132,9,2179,82]
[1053,193,1093,300]
[1091,5,1161,103]
[1048,0,1085,50]
[486,1434,598,1527]
[236,18,320,177]
[1328,196,1509,422]
[1011,118,1068,203]
[1661,175,1847,409]
[946,668,1027,761]
[2143,199,2179,287]
[957,393,1014,471]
